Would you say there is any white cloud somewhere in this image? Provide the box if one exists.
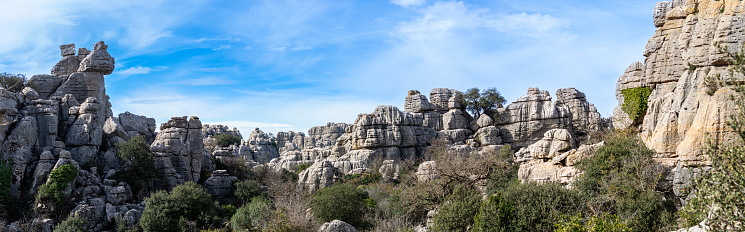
[391,0,426,8]
[194,37,241,43]
[116,66,167,76]
[213,45,231,50]
[395,1,569,41]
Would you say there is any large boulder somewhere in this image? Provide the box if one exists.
[494,88,572,149]
[297,161,340,192]
[318,220,357,232]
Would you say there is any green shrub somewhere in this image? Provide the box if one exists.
[140,182,217,232]
[115,135,157,199]
[555,214,631,232]
[620,87,651,122]
[53,215,87,232]
[574,130,674,231]
[472,192,515,232]
[0,73,32,93]
[213,134,242,147]
[486,145,519,194]
[234,180,267,205]
[462,87,507,117]
[502,182,583,232]
[292,164,311,174]
[36,164,79,208]
[311,183,373,229]
[431,185,482,232]
[230,197,273,231]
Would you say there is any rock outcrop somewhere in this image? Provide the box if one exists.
[297,160,340,192]
[614,0,744,166]
[318,220,358,232]
[150,116,205,190]
[202,124,242,138]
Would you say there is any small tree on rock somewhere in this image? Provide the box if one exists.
[462,87,506,117]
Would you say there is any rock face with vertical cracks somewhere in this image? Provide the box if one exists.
[150,116,204,190]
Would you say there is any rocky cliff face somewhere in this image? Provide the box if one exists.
[615,0,743,165]
[612,0,745,203]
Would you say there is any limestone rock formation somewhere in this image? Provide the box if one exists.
[202,124,242,138]
[378,160,400,182]
[318,220,358,232]
[204,170,237,203]
[331,105,437,173]
[297,160,340,192]
[613,0,745,168]
[150,116,204,190]
[416,161,438,182]
[244,128,279,163]
[494,88,572,149]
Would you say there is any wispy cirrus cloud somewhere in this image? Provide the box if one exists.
[116,66,168,76]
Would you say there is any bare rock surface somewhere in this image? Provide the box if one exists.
[318,220,357,232]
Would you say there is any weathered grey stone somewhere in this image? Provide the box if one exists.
[297,160,340,192]
[77,41,115,75]
[527,129,573,159]
[474,126,501,146]
[416,161,438,182]
[494,88,572,149]
[28,75,63,100]
[202,124,242,138]
[30,150,56,195]
[429,88,458,113]
[318,220,357,232]
[204,170,237,203]
[151,116,204,190]
[30,218,53,232]
[4,116,38,197]
[378,160,400,182]
[60,44,76,56]
[104,182,132,205]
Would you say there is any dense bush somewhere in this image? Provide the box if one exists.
[230,197,273,231]
[472,192,515,232]
[620,87,651,122]
[36,164,79,208]
[555,214,631,232]
[213,134,242,147]
[503,182,583,232]
[140,182,218,232]
[431,185,482,232]
[574,130,674,231]
[0,73,32,93]
[310,183,373,229]
[462,87,507,117]
[234,180,267,205]
[53,215,87,232]
[115,135,157,198]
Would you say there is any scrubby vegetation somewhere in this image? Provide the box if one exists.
[311,183,375,229]
[214,133,243,147]
[620,87,651,122]
[35,164,79,213]
[0,72,33,93]
[139,182,228,232]
[114,136,157,199]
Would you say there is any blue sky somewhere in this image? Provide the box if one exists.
[0,0,660,135]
